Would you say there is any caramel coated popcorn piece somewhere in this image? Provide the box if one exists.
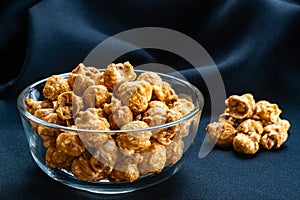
[70,74,95,96]
[254,100,282,125]
[161,82,178,106]
[68,63,102,96]
[237,119,264,134]
[34,108,54,119]
[109,152,141,182]
[56,91,83,120]
[260,119,290,149]
[90,138,118,174]
[138,141,167,175]
[71,155,106,182]
[37,126,59,148]
[109,162,139,182]
[172,98,195,117]
[109,106,133,130]
[69,63,101,82]
[116,80,152,114]
[142,101,168,127]
[75,108,111,152]
[82,85,111,108]
[104,97,133,129]
[233,133,259,154]
[45,146,75,168]
[165,139,184,166]
[206,122,236,148]
[33,109,65,147]
[25,98,54,115]
[103,61,136,91]
[236,119,263,142]
[218,112,241,128]
[56,131,85,157]
[103,96,121,114]
[34,108,65,125]
[78,132,111,151]
[75,108,110,130]
[152,109,182,145]
[225,93,255,119]
[137,71,165,101]
[43,75,71,101]
[116,121,152,156]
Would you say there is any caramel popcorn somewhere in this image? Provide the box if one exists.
[137,71,165,101]
[25,98,54,115]
[218,112,241,128]
[25,61,197,183]
[37,124,59,147]
[82,85,111,108]
[225,93,255,119]
[103,61,136,91]
[206,93,290,155]
[71,154,106,182]
[116,121,152,156]
[116,80,152,114]
[78,132,111,151]
[56,91,84,120]
[43,75,71,100]
[260,119,290,149]
[89,138,118,174]
[45,145,75,168]
[108,106,133,130]
[39,134,58,148]
[56,131,85,157]
[142,101,168,127]
[68,63,102,96]
[138,141,167,175]
[34,109,65,125]
[161,81,178,106]
[152,109,182,145]
[172,98,195,117]
[253,100,282,125]
[109,152,142,182]
[109,161,140,183]
[104,97,133,129]
[165,139,184,166]
[75,108,110,130]
[233,133,259,154]
[206,122,236,148]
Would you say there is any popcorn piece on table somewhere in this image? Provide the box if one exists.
[260,119,290,149]
[225,93,255,119]
[206,122,236,148]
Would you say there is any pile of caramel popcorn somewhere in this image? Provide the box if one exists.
[25,61,196,182]
[205,93,290,154]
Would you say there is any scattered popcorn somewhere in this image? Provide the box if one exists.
[206,93,290,155]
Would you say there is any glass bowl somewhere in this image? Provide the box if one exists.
[17,69,204,194]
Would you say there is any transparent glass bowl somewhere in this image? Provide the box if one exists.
[17,70,204,194]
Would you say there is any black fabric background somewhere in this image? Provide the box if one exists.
[1,0,300,199]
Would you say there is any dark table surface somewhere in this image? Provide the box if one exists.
[1,0,300,199]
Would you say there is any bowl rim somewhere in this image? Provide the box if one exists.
[17,69,204,133]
